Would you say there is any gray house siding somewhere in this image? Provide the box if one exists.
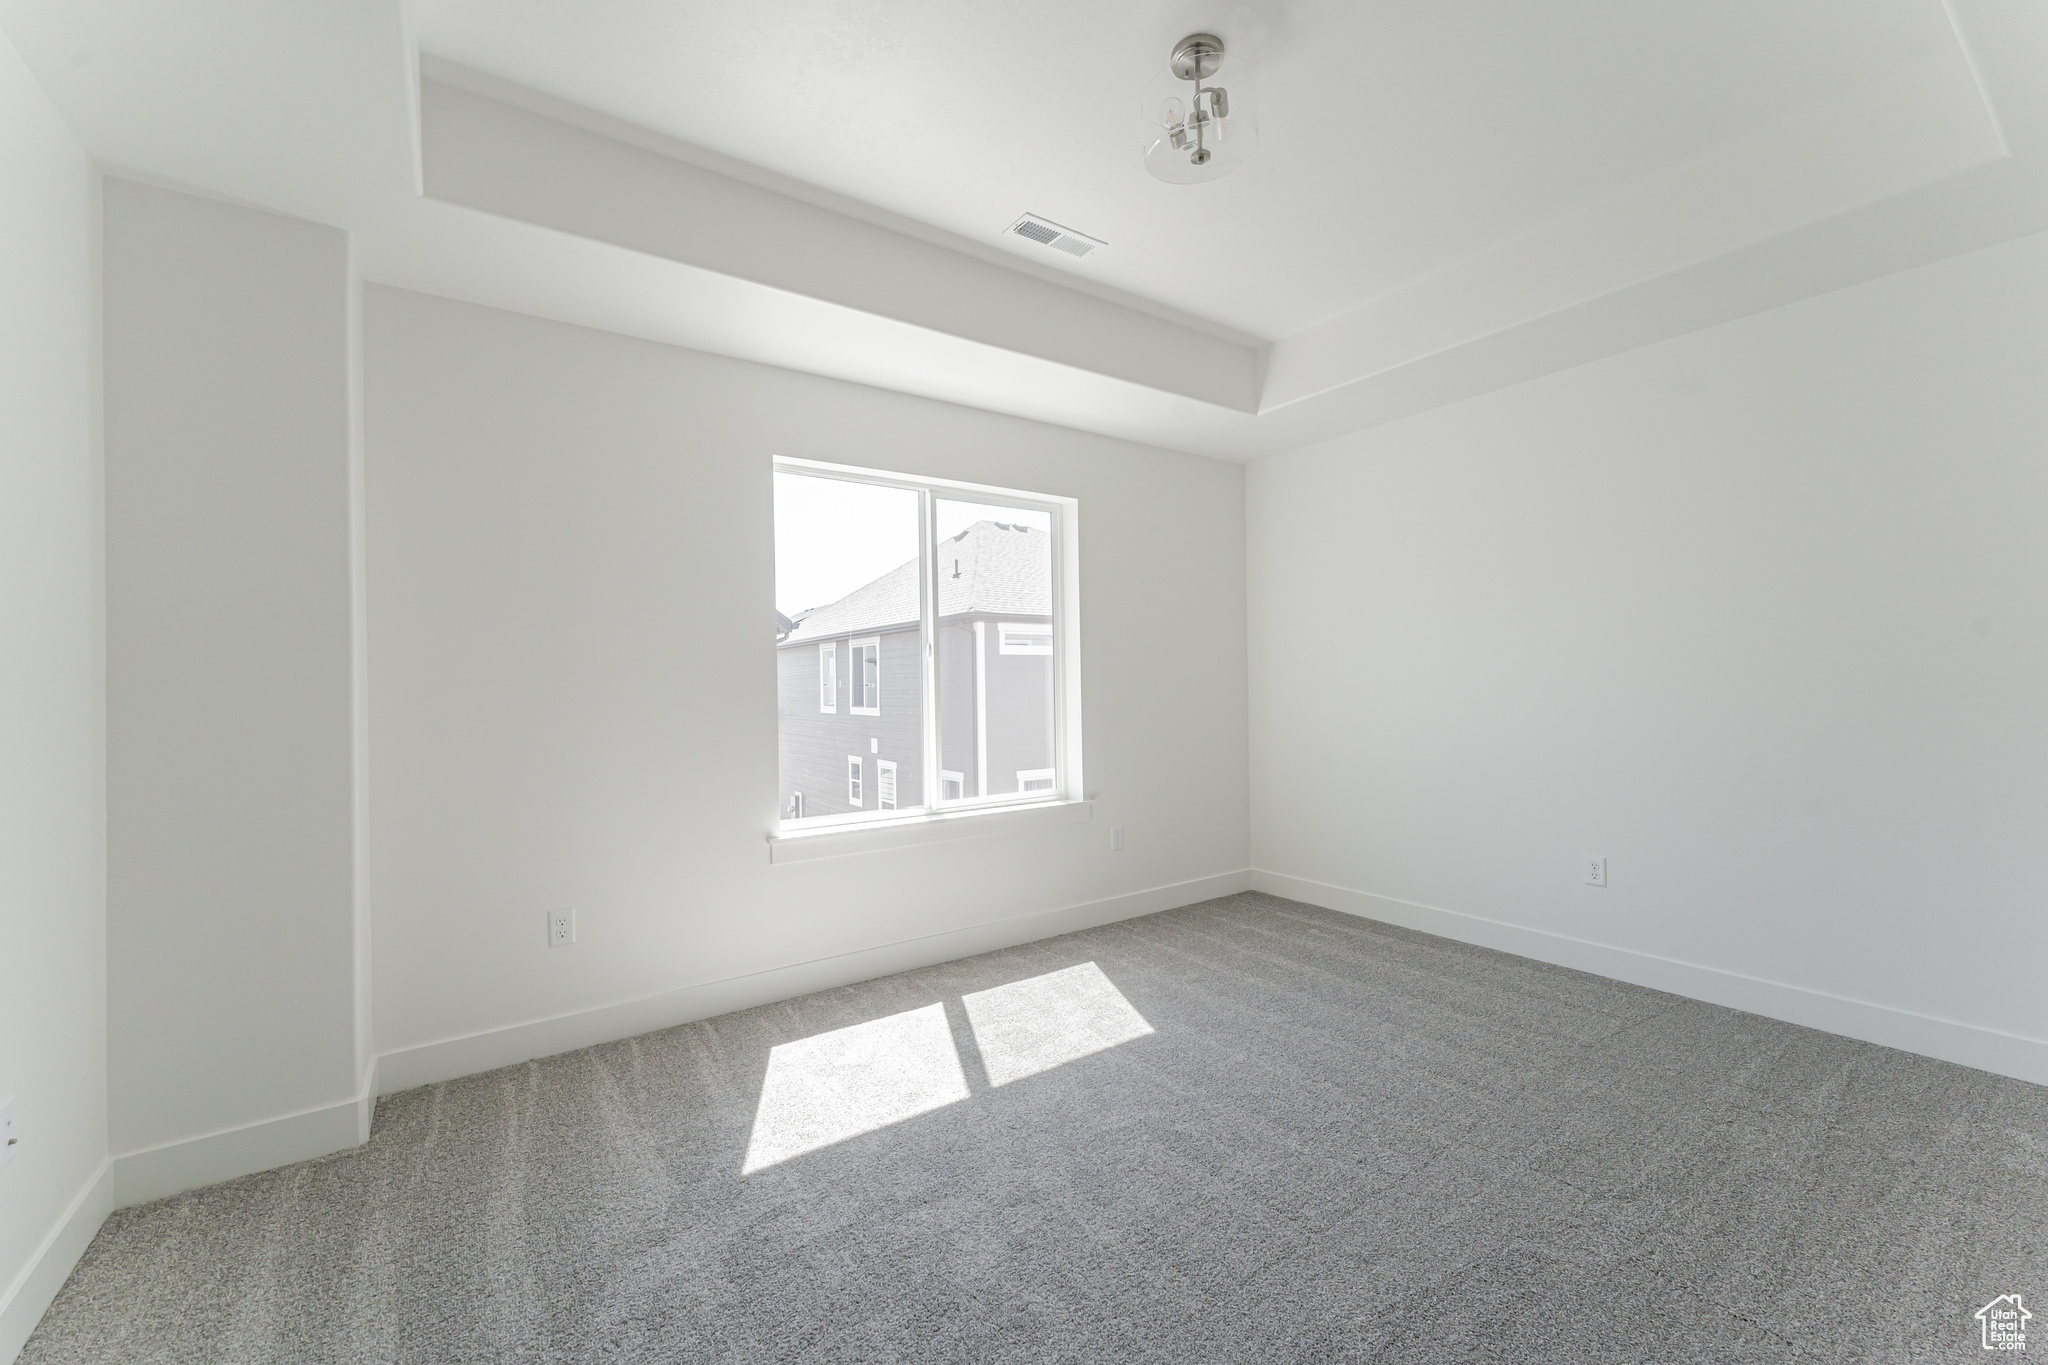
[982,623,1054,794]
[775,519,1055,820]
[776,628,923,817]
[847,613,1056,806]
[936,621,978,795]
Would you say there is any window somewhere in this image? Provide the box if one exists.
[851,637,880,715]
[774,459,1077,830]
[999,623,1053,656]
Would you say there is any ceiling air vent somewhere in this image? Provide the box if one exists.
[1008,214,1105,260]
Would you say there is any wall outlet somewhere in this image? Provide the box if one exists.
[547,907,578,947]
[1110,825,1125,852]
[1583,855,1608,887]
[1,1094,16,1172]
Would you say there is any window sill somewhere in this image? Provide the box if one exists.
[767,798,1092,864]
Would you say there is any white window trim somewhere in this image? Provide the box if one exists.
[818,642,836,714]
[771,456,1083,857]
[1016,767,1056,793]
[768,797,1093,863]
[998,621,1054,656]
[940,769,964,801]
[878,759,897,810]
[850,635,881,716]
[847,755,863,806]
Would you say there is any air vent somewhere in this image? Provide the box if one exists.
[1008,214,1106,260]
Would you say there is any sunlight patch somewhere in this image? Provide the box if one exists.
[742,1003,970,1174]
[962,962,1154,1087]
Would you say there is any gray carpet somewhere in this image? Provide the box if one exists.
[23,892,2046,1362]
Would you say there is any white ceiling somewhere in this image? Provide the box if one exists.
[3,0,2047,461]
[412,0,1957,340]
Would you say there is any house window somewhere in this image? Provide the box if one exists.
[998,623,1053,656]
[851,637,880,715]
[774,460,1077,828]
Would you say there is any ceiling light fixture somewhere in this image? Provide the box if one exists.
[1143,33,1256,184]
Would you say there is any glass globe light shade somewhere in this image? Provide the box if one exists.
[1141,63,1256,184]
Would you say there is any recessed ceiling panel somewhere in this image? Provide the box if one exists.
[412,0,1961,338]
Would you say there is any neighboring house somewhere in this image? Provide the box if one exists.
[777,519,1055,820]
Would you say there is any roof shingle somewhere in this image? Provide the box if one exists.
[780,520,1051,644]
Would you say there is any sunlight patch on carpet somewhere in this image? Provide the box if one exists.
[963,962,1155,1087]
[741,964,1155,1172]
[742,1003,970,1173]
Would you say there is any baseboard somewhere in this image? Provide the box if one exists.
[357,1057,378,1139]
[111,1066,379,1209]
[89,873,1252,1210]
[1250,869,2048,1087]
[0,1158,114,1365]
[377,868,1255,1095]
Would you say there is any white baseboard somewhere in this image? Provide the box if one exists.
[112,1067,378,1209]
[377,868,1255,1095]
[1,1158,114,1365]
[356,1058,377,1138]
[83,873,1251,1218]
[1251,869,2048,1087]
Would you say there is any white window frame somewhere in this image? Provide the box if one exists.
[771,456,1083,854]
[940,769,964,801]
[1016,768,1056,794]
[998,622,1054,656]
[850,636,881,716]
[818,643,837,713]
[847,755,863,806]
[878,759,897,810]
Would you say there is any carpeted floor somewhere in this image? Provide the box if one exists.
[22,892,2047,1362]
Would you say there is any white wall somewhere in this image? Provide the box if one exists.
[104,180,368,1196]
[0,29,108,1365]
[365,286,1249,1075]
[1249,229,2048,1083]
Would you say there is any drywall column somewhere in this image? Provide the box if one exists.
[0,31,109,1364]
[104,179,367,1204]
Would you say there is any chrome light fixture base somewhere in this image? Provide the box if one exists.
[1169,33,1225,82]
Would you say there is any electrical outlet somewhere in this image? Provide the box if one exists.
[1110,825,1125,852]
[1583,855,1608,887]
[547,907,578,947]
[1,1094,17,1172]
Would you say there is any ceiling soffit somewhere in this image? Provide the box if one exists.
[3,1,2045,459]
